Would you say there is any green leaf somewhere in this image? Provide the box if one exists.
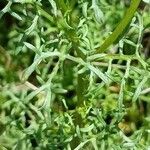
[91,0,104,23]
[48,0,57,16]
[25,15,39,35]
[132,75,148,102]
[24,42,36,51]
[87,64,109,83]
[0,1,12,19]
[10,11,22,21]
[82,2,88,18]
[143,0,150,4]
[80,124,94,132]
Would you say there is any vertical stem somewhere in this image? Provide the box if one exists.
[77,71,88,106]
[74,47,88,107]
[55,0,88,106]
[55,1,89,148]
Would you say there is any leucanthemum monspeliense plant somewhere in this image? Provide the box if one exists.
[0,0,150,149]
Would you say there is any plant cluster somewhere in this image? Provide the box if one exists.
[0,0,150,149]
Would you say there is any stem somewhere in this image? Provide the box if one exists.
[76,70,88,106]
[37,1,88,106]
[72,44,87,107]
[96,0,141,53]
[59,14,88,107]
[54,1,88,148]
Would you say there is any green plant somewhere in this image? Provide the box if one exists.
[0,0,150,149]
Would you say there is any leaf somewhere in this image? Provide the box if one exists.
[91,138,98,150]
[96,0,141,53]
[78,18,86,28]
[24,83,49,103]
[123,39,136,47]
[48,0,57,16]
[0,1,12,19]
[80,124,94,132]
[25,15,39,35]
[87,53,107,61]
[22,57,42,81]
[24,42,36,51]
[10,11,22,21]
[87,64,109,83]
[132,75,148,102]
[78,66,87,74]
[82,2,88,18]
[53,88,67,94]
[143,0,150,4]
[74,140,90,150]
[91,0,104,23]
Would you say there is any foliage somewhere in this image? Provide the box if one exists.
[0,0,150,149]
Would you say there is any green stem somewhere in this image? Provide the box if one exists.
[57,4,88,107]
[38,0,87,106]
[96,0,141,53]
[76,71,88,106]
